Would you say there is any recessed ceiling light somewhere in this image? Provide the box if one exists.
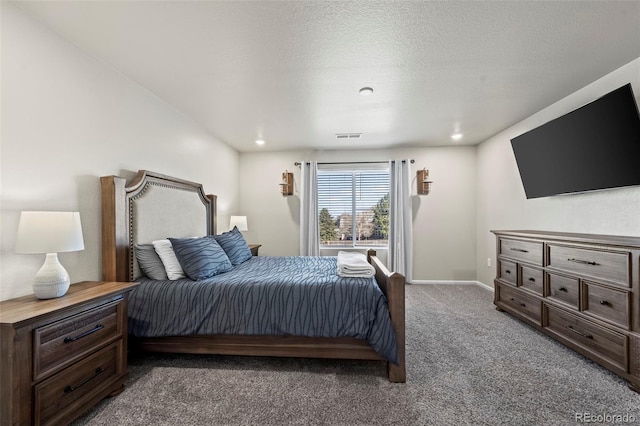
[451,132,463,141]
[359,87,374,96]
[255,139,265,146]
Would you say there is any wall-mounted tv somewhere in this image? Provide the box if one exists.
[511,83,640,199]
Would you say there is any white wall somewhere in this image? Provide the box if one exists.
[239,146,477,282]
[476,58,640,288]
[0,3,239,300]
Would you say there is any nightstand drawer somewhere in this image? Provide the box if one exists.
[499,238,543,265]
[34,341,122,425]
[583,282,629,329]
[34,300,122,380]
[544,304,627,372]
[548,244,630,287]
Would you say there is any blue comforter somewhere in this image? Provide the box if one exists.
[128,256,399,364]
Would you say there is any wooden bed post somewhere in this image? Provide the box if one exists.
[101,175,129,282]
[206,194,217,235]
[386,271,406,382]
[367,249,406,383]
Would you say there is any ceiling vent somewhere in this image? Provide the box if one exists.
[335,133,362,139]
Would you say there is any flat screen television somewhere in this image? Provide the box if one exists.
[510,83,640,199]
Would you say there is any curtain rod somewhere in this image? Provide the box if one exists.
[294,159,414,166]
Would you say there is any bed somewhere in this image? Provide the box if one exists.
[101,170,406,382]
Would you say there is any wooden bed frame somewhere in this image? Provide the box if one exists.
[101,170,406,382]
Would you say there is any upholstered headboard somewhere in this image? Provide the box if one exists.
[101,170,217,282]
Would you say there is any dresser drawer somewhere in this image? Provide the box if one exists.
[547,244,630,287]
[544,304,627,372]
[521,265,544,296]
[498,260,517,286]
[499,238,543,266]
[34,300,122,380]
[34,341,122,425]
[497,284,541,324]
[547,273,579,310]
[583,282,629,329]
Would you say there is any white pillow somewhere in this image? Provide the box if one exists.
[152,239,186,280]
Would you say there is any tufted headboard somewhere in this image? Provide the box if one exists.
[101,170,217,282]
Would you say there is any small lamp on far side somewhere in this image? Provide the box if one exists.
[229,215,248,232]
[15,211,85,299]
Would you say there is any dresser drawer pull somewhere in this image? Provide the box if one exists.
[566,326,593,339]
[63,367,103,394]
[528,277,536,282]
[64,324,104,344]
[557,287,568,292]
[505,270,512,274]
[567,258,599,266]
[599,300,610,306]
[509,297,526,307]
[510,248,529,253]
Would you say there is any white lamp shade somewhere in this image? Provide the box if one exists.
[15,211,85,254]
[229,215,248,231]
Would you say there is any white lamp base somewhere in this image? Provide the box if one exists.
[33,253,70,299]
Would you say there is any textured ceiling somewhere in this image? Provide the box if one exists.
[14,1,640,152]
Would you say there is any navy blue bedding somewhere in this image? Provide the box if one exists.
[128,256,399,364]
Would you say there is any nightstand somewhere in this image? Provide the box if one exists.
[0,281,138,425]
[248,244,261,256]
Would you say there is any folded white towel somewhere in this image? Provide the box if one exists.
[337,251,375,278]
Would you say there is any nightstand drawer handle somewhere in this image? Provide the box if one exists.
[510,248,529,253]
[599,300,610,306]
[64,324,104,343]
[528,278,536,282]
[64,367,103,394]
[557,287,568,292]
[567,326,593,339]
[567,258,599,266]
[505,270,511,274]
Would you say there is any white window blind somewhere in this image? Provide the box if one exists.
[317,164,390,248]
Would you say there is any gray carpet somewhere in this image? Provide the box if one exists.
[73,284,639,425]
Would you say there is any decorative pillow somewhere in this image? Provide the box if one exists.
[152,239,186,280]
[214,226,253,266]
[168,237,233,280]
[134,244,169,280]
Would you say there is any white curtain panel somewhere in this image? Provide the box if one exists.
[299,161,320,256]
[389,160,413,283]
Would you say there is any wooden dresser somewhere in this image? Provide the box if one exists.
[0,281,138,425]
[492,230,640,393]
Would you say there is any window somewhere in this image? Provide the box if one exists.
[317,164,390,248]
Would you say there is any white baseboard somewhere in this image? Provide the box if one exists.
[474,281,494,292]
[410,280,494,292]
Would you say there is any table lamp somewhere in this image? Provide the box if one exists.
[15,211,85,299]
[229,215,248,232]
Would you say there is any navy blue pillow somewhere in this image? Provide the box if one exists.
[214,226,252,266]
[167,237,232,280]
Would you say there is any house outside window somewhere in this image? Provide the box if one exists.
[317,163,389,248]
